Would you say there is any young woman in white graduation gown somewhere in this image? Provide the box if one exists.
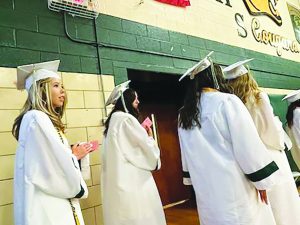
[222,60,300,225]
[101,82,166,225]
[284,90,300,173]
[13,60,91,225]
[178,53,279,225]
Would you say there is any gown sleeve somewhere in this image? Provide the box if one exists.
[120,115,161,171]
[178,132,192,185]
[291,110,300,149]
[250,92,285,150]
[283,129,292,150]
[24,111,87,199]
[290,110,300,168]
[80,154,91,180]
[223,96,279,190]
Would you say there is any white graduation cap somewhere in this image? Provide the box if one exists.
[282,89,300,103]
[179,51,214,82]
[17,60,60,92]
[105,80,131,112]
[223,59,254,80]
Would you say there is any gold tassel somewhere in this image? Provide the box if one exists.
[57,129,81,225]
[69,199,80,225]
[74,213,80,225]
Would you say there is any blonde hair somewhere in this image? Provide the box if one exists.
[12,77,67,139]
[222,72,261,106]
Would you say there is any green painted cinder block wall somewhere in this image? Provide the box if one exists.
[0,0,299,89]
[1,0,299,136]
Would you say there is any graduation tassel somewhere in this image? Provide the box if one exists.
[56,128,81,225]
[208,58,219,90]
[69,199,81,225]
[246,65,251,74]
[120,90,129,113]
[30,80,38,108]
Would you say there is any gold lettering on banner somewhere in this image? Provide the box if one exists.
[251,18,300,56]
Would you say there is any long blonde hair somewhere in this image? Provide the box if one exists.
[222,72,261,106]
[12,77,67,140]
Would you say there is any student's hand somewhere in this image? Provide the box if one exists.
[72,142,92,160]
[258,189,268,204]
[145,126,153,137]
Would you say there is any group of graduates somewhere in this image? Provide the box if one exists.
[12,52,300,225]
[102,52,300,225]
[177,52,300,225]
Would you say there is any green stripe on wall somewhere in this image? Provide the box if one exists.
[0,2,299,89]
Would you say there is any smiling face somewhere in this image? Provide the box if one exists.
[50,78,65,108]
[132,92,140,109]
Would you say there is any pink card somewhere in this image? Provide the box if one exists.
[141,117,153,129]
[89,140,99,152]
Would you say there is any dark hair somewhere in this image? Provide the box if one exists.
[103,88,139,136]
[286,100,300,128]
[179,65,220,130]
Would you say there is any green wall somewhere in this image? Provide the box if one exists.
[0,0,300,88]
[269,94,288,123]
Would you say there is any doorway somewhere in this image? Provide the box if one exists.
[128,69,193,206]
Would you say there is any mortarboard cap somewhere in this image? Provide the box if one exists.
[223,59,253,80]
[179,51,214,82]
[105,80,131,106]
[17,60,60,92]
[282,89,300,103]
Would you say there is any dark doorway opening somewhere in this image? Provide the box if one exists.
[128,69,186,106]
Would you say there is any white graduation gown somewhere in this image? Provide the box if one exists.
[178,92,278,225]
[101,111,166,225]
[14,110,88,225]
[246,92,300,225]
[288,108,300,170]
